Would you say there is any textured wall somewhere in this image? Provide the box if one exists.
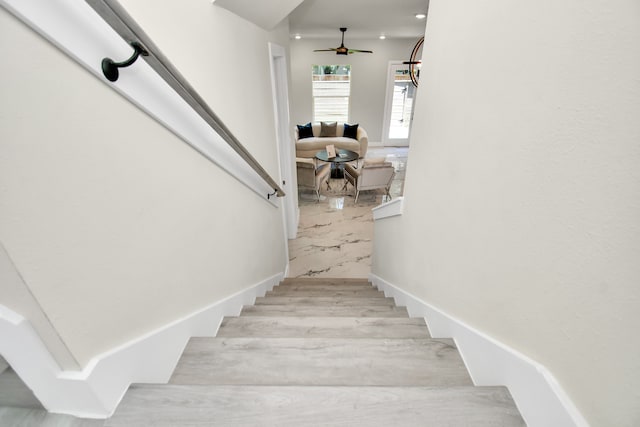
[372,0,640,425]
[0,3,288,367]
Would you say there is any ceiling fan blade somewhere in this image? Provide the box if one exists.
[313,28,373,55]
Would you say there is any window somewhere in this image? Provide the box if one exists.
[312,65,351,123]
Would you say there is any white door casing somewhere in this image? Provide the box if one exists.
[269,43,299,242]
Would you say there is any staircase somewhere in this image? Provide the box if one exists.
[106,278,525,426]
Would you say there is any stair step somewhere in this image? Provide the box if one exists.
[274,282,377,292]
[170,337,472,386]
[0,367,44,409]
[255,295,398,306]
[281,277,371,286]
[104,276,524,425]
[0,406,103,426]
[241,304,409,317]
[267,287,383,297]
[0,356,8,375]
[106,384,525,427]
[217,316,430,338]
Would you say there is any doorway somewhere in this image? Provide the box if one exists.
[382,62,417,147]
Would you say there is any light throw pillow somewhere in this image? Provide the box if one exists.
[297,122,314,139]
[343,123,359,139]
[320,121,337,137]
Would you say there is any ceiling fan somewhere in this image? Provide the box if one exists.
[314,28,373,55]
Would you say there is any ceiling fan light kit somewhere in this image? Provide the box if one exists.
[314,28,373,55]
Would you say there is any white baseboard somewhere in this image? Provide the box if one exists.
[0,272,283,418]
[372,197,404,220]
[369,273,590,427]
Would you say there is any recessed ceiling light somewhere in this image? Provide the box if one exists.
[379,34,386,40]
[415,13,426,19]
[294,34,302,40]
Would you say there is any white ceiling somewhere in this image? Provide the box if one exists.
[213,0,429,40]
[288,0,430,40]
[214,0,306,31]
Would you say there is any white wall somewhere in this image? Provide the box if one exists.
[0,242,79,370]
[290,37,420,143]
[372,1,640,426]
[0,2,288,368]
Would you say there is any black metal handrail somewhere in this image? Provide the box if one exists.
[85,0,285,199]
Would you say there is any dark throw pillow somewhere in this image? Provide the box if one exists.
[343,123,359,139]
[297,122,314,139]
[320,121,337,137]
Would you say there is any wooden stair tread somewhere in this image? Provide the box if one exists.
[281,277,371,286]
[105,278,524,425]
[0,356,8,376]
[273,283,378,292]
[254,295,399,306]
[217,316,430,338]
[170,337,472,387]
[0,368,44,409]
[106,384,526,427]
[0,407,103,426]
[267,287,384,297]
[241,304,409,317]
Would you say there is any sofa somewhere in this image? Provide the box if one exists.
[295,122,368,158]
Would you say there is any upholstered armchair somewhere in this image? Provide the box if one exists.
[343,158,395,204]
[296,157,331,202]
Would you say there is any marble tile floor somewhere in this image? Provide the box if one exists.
[288,146,408,279]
